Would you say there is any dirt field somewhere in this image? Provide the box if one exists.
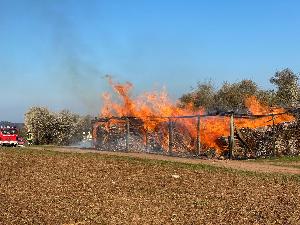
[37,146,300,175]
[0,147,300,224]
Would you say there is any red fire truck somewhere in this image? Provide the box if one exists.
[0,126,19,147]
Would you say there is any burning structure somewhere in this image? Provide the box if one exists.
[92,78,299,159]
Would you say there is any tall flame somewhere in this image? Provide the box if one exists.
[97,78,295,154]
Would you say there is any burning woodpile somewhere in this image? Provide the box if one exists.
[93,117,197,155]
[92,78,299,159]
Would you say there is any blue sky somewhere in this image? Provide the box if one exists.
[1,0,300,122]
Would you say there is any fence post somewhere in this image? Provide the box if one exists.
[272,114,276,156]
[196,115,201,156]
[145,131,148,152]
[126,118,130,152]
[168,118,173,155]
[229,113,235,159]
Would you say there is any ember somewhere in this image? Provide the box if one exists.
[92,78,298,158]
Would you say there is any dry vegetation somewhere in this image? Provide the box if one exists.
[0,148,300,224]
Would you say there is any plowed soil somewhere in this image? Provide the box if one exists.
[0,147,300,224]
[40,146,300,175]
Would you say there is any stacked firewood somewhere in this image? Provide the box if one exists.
[236,119,300,158]
[94,115,300,159]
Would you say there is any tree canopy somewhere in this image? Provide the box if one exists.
[270,68,299,107]
[179,68,299,113]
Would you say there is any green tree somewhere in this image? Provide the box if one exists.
[179,79,274,114]
[270,68,299,107]
[179,81,216,111]
[214,80,260,112]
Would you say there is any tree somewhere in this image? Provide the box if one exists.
[192,81,216,111]
[179,81,216,111]
[179,79,275,114]
[52,110,80,145]
[214,80,260,113]
[24,107,56,144]
[24,107,92,146]
[270,68,299,107]
[52,112,93,145]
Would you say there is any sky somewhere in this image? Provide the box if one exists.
[1,0,300,122]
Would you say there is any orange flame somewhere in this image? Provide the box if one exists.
[97,79,295,154]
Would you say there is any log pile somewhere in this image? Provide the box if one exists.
[236,119,300,158]
[93,114,300,159]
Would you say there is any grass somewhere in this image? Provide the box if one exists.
[1,147,300,224]
[254,155,300,163]
[249,155,300,171]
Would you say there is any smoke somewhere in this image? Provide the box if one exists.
[40,2,105,114]
[70,140,93,148]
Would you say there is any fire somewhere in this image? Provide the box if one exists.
[235,96,295,128]
[97,78,295,154]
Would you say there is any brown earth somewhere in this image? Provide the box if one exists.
[36,146,300,175]
[0,147,300,224]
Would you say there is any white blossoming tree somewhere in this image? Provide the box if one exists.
[25,107,92,145]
